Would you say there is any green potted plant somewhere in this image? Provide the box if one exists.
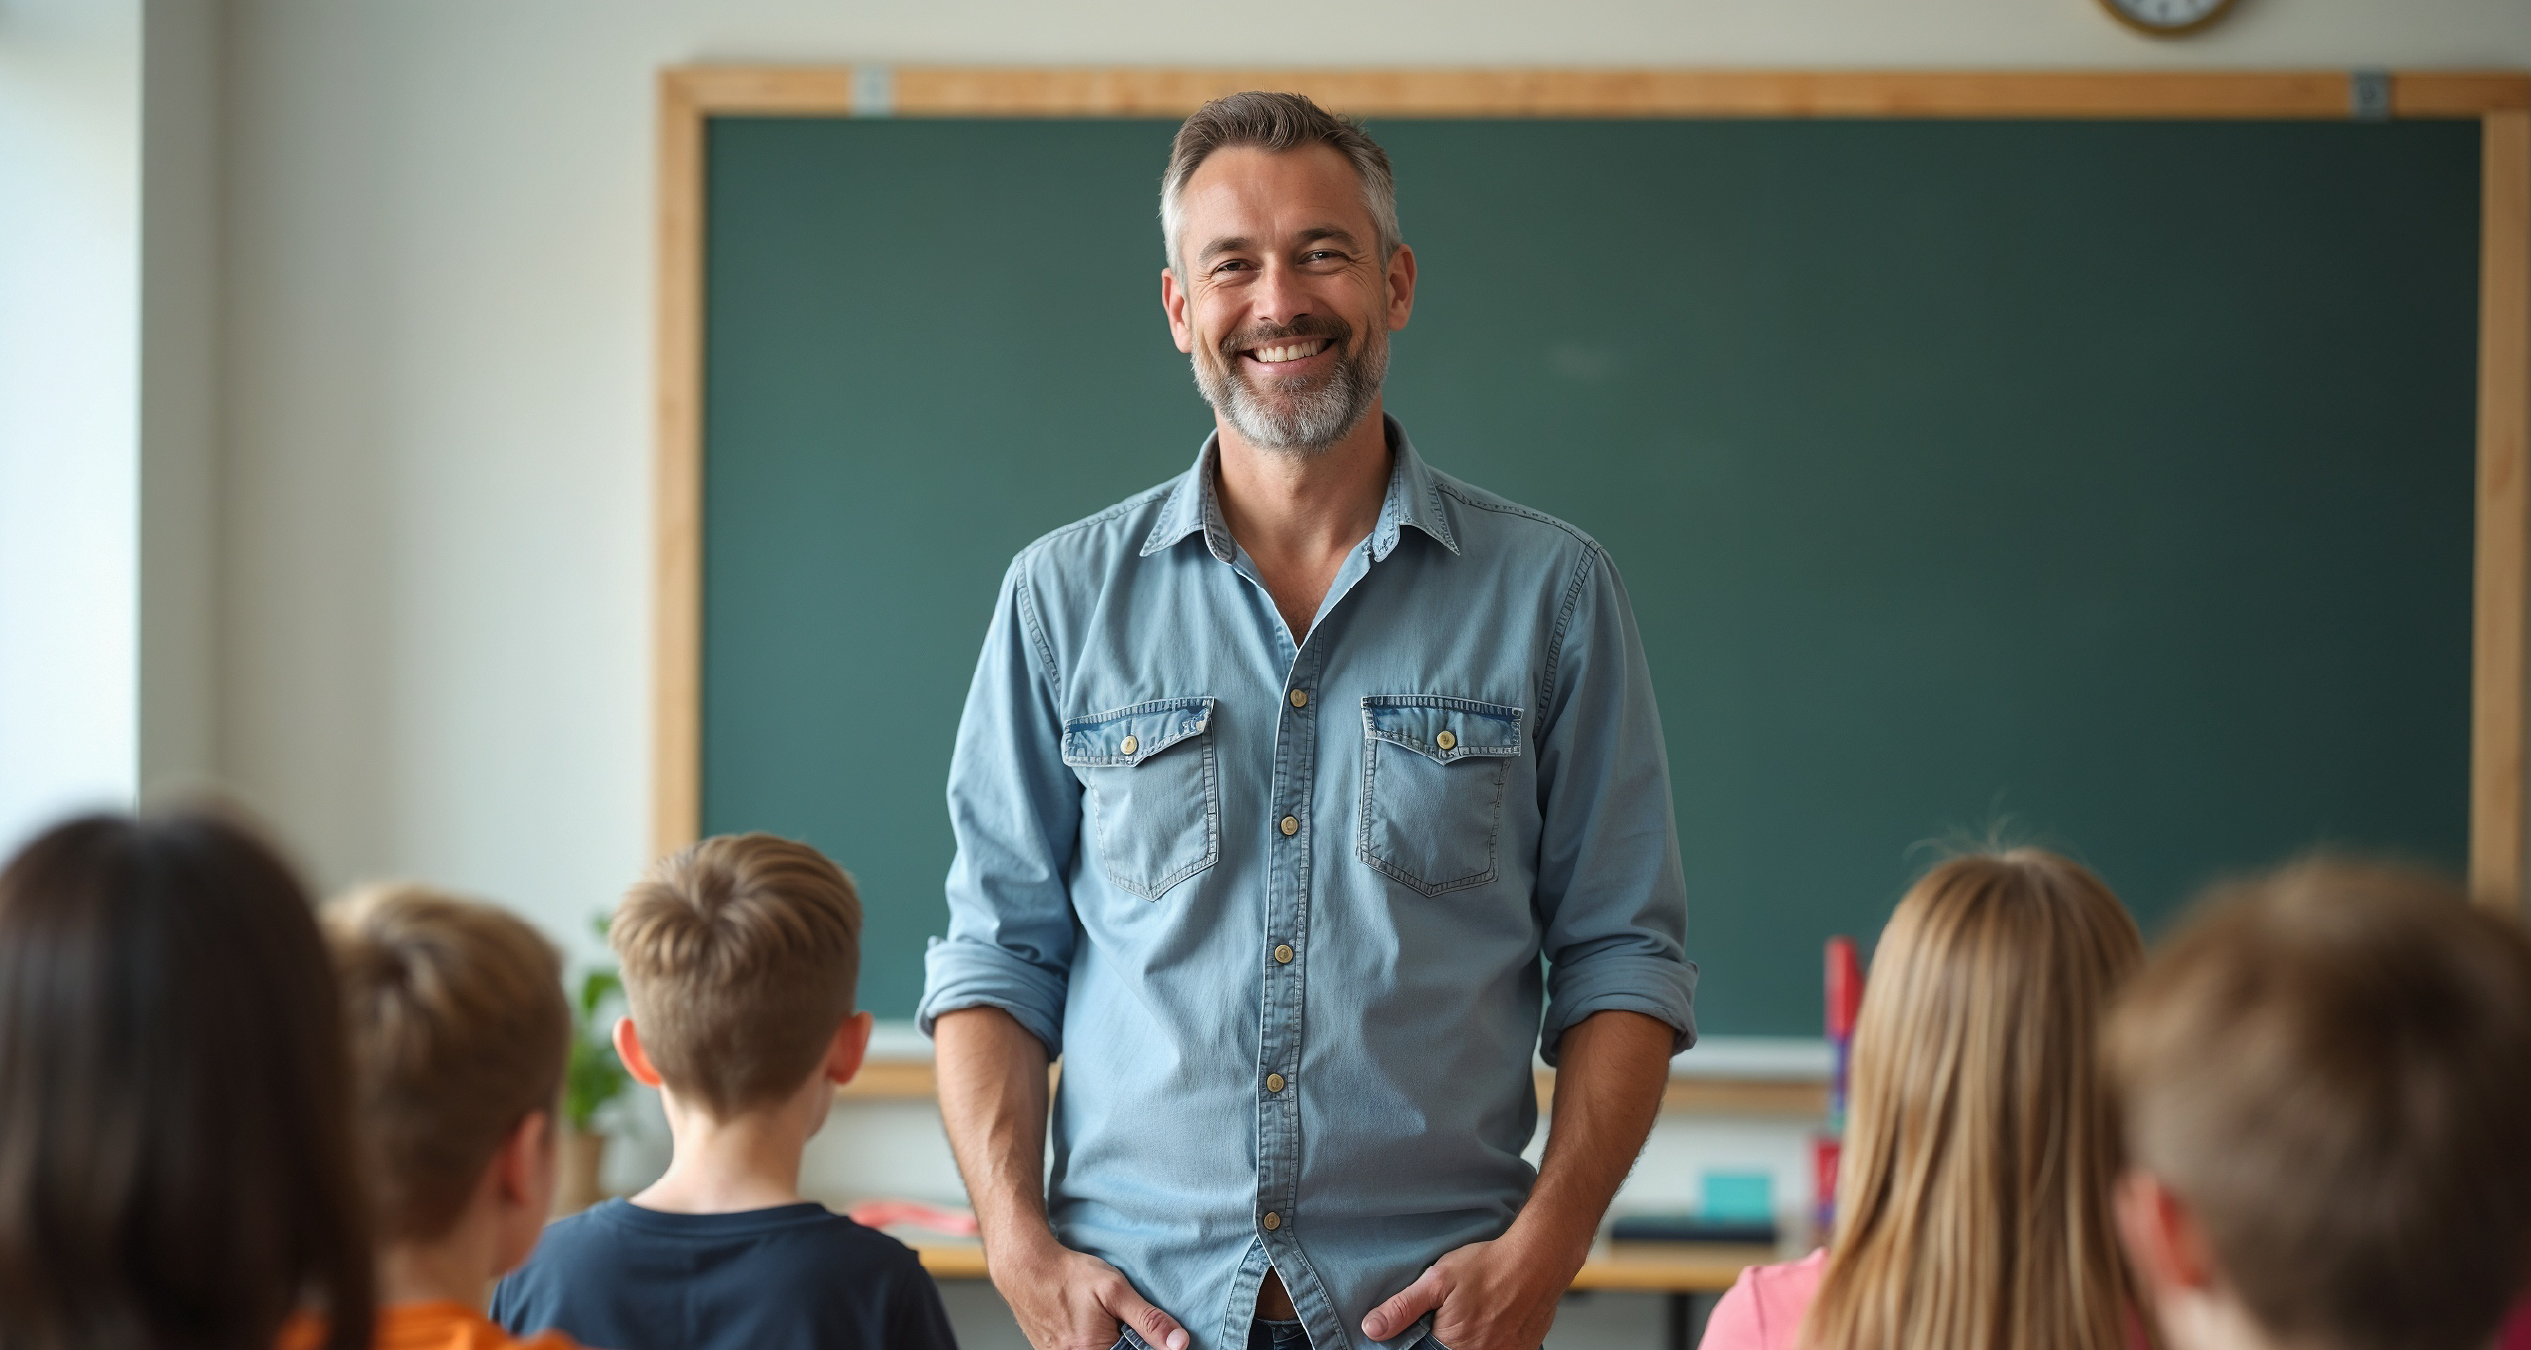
[555,918,630,1215]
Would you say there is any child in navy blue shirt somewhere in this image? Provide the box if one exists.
[492,834,956,1350]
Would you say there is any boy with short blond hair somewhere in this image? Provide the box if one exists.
[2105,859,2531,1350]
[492,833,956,1350]
[326,883,581,1350]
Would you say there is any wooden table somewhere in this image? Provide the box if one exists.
[910,1239,1774,1350]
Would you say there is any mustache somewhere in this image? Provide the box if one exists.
[1214,315,1355,364]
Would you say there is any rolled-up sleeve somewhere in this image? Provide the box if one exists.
[917,554,1080,1056]
[1532,542,1697,1065]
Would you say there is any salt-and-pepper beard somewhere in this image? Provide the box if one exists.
[1192,313,1390,455]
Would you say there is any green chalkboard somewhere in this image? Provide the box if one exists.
[701,117,2480,1036]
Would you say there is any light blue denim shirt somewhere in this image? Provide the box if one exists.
[919,418,1696,1350]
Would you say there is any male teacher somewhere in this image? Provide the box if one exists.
[918,93,1696,1350]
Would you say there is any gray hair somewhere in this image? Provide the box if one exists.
[1160,91,1402,275]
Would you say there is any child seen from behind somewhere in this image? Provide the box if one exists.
[1700,849,2153,1350]
[492,833,957,1350]
[325,884,580,1350]
[2105,860,2531,1350]
[0,812,374,1350]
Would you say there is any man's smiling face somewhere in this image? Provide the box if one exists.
[1163,144,1415,454]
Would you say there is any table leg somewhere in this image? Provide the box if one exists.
[1665,1291,1715,1350]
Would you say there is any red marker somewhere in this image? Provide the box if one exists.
[1825,936,1863,1040]
[1819,935,1865,1240]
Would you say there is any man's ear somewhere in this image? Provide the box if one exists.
[1384,243,1417,332]
[825,1010,876,1088]
[2115,1170,2218,1297]
[613,1016,664,1089]
[1161,265,1195,354]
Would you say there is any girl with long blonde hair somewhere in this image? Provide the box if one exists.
[1700,849,2151,1350]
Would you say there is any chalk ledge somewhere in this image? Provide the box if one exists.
[848,1023,1829,1118]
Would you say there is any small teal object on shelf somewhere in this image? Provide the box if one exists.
[1701,1170,1775,1223]
[1606,1169,1783,1245]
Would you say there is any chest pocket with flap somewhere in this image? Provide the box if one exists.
[1061,697,1219,901]
[1358,695,1523,897]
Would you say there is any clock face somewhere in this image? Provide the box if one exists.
[2098,0,2239,35]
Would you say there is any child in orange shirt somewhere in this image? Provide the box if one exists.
[324,884,583,1350]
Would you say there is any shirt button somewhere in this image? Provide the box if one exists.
[1289,689,1308,708]
[1436,729,1457,751]
[1262,1212,1282,1231]
[1266,1072,1286,1092]
[1274,944,1294,964]
[1120,734,1138,756]
[1280,815,1299,836]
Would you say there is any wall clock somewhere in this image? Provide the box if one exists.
[2097,0,2241,37]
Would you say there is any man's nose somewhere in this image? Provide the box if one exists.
[1248,258,1314,329]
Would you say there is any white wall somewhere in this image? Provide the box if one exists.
[0,0,143,854]
[0,0,227,856]
[138,0,224,802]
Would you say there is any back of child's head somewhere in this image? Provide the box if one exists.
[0,811,374,1350]
[2105,858,2531,1350]
[612,833,861,1117]
[326,884,571,1243]
[1806,848,2146,1350]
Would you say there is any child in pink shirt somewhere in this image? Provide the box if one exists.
[1698,1249,1824,1350]
[1700,850,2148,1350]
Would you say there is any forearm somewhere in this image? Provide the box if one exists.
[933,1006,1058,1257]
[1508,1009,1675,1265]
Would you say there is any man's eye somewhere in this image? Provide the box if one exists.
[1303,250,1343,262]
[1212,260,1253,275]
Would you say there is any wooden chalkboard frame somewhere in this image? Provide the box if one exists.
[654,66,2531,915]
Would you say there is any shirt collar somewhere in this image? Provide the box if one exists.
[1139,415,1462,561]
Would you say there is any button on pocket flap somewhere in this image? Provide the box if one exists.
[1362,695,1523,763]
[1061,697,1216,768]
